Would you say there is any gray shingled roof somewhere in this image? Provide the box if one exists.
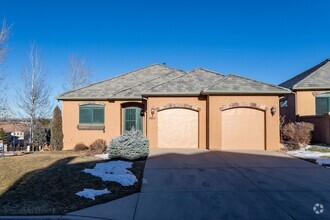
[279,59,330,90]
[203,74,291,94]
[143,68,225,96]
[57,64,289,100]
[57,64,186,100]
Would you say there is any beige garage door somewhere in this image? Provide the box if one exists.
[158,108,198,148]
[222,108,265,150]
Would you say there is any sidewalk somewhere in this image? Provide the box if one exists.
[63,193,139,220]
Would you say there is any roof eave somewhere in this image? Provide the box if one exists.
[142,92,202,97]
[56,96,144,101]
[292,86,330,91]
[202,90,292,95]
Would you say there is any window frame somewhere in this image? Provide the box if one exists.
[280,98,288,108]
[79,104,105,125]
[315,93,330,115]
[123,106,143,132]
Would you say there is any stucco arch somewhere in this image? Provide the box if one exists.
[220,102,268,112]
[156,103,201,112]
[121,102,145,109]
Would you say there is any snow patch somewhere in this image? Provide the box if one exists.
[316,158,330,166]
[76,188,111,200]
[94,153,109,159]
[83,160,137,186]
[286,147,330,160]
[286,146,330,167]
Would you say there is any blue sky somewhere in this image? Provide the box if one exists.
[1,0,330,102]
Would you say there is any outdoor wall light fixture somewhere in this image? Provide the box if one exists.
[150,107,155,116]
[271,106,276,116]
[140,109,145,117]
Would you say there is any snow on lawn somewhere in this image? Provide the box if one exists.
[83,160,138,186]
[76,188,111,200]
[286,146,330,166]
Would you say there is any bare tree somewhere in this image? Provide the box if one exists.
[0,19,11,64]
[17,43,52,148]
[0,19,13,119]
[63,54,91,91]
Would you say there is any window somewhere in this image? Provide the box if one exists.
[316,93,330,115]
[124,107,143,131]
[79,104,104,124]
[280,99,288,108]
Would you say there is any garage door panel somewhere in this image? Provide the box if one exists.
[158,109,198,148]
[222,108,265,150]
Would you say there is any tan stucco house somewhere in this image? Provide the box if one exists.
[57,64,290,151]
[280,59,330,122]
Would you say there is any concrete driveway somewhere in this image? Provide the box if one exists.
[66,149,330,220]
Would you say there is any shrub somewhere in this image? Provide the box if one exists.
[74,143,88,151]
[108,128,149,160]
[50,106,64,151]
[89,139,107,153]
[307,145,330,152]
[282,122,314,149]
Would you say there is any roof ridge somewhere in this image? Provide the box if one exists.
[144,72,188,92]
[112,69,186,96]
[192,67,226,77]
[293,59,330,89]
[228,74,291,92]
[279,59,329,89]
[202,75,230,92]
[57,64,173,98]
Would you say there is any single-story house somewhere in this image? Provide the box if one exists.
[280,59,330,144]
[57,64,290,151]
[280,59,330,122]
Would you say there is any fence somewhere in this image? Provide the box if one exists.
[298,114,330,144]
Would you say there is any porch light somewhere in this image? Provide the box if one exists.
[140,109,145,117]
[271,106,276,116]
[151,107,155,116]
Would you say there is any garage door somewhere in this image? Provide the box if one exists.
[222,108,265,150]
[158,108,198,148]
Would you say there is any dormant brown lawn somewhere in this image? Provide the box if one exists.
[0,151,145,215]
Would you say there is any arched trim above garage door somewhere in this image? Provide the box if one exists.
[220,102,268,112]
[156,103,201,112]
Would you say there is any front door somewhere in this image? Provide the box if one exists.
[124,107,143,132]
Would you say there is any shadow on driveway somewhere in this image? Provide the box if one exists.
[2,149,330,220]
[135,149,330,219]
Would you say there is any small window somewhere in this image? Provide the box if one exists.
[316,97,329,115]
[316,93,330,115]
[280,99,288,108]
[79,104,104,124]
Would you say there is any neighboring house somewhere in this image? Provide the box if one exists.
[279,59,330,122]
[11,131,25,141]
[57,64,290,151]
[0,120,29,150]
